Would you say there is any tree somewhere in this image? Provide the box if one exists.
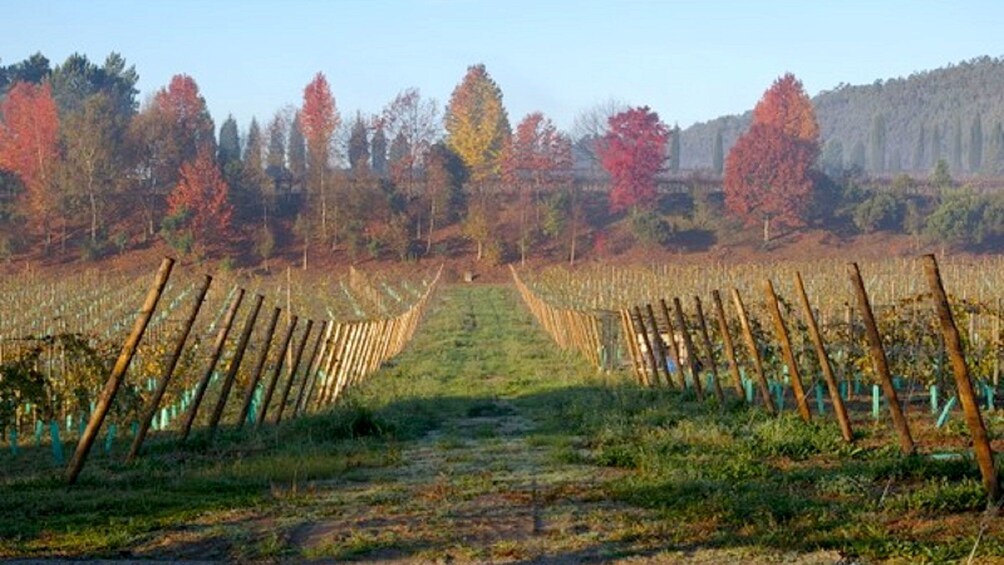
[266,111,287,172]
[288,112,306,184]
[371,122,387,176]
[869,114,886,172]
[932,124,943,164]
[931,159,953,189]
[752,72,819,143]
[952,115,963,172]
[913,125,926,171]
[300,72,339,248]
[570,98,627,175]
[597,106,669,214]
[423,143,465,254]
[504,112,572,264]
[0,52,51,94]
[347,112,370,174]
[0,81,60,249]
[821,139,844,176]
[970,112,983,172]
[712,129,724,174]
[382,88,440,195]
[444,64,510,185]
[217,115,241,167]
[669,124,682,172]
[166,147,232,250]
[49,53,137,118]
[724,123,816,242]
[59,92,125,244]
[242,117,270,225]
[849,140,866,171]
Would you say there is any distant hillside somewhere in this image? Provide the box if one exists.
[680,55,1004,176]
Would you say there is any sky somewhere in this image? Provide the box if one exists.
[4,0,1003,135]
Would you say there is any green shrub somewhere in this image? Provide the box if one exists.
[853,192,903,232]
[630,209,673,246]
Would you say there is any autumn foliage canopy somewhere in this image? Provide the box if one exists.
[445,64,510,183]
[167,146,233,245]
[597,106,669,213]
[0,81,60,222]
[725,73,819,240]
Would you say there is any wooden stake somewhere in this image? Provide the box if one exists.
[294,320,329,417]
[694,296,725,403]
[208,293,264,436]
[658,299,687,389]
[764,279,811,422]
[127,273,211,463]
[731,288,776,414]
[66,257,174,484]
[180,288,245,442]
[645,304,673,387]
[712,290,744,398]
[256,316,298,429]
[673,297,704,401]
[794,272,853,443]
[274,319,314,424]
[848,262,914,455]
[237,306,281,429]
[631,307,657,387]
[923,254,998,500]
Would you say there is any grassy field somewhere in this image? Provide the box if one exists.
[1,284,1002,563]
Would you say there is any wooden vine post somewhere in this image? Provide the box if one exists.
[237,306,281,429]
[922,254,999,501]
[693,296,724,403]
[658,299,687,389]
[731,288,776,414]
[208,293,265,436]
[66,257,174,484]
[256,316,298,429]
[631,307,657,387]
[712,290,745,398]
[764,279,811,422]
[793,272,853,443]
[275,319,314,424]
[848,263,914,455]
[644,304,673,387]
[673,297,704,400]
[181,288,245,441]
[127,273,211,463]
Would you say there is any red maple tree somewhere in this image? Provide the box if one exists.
[596,107,669,213]
[724,123,816,241]
[0,81,60,245]
[167,146,233,247]
[752,73,819,143]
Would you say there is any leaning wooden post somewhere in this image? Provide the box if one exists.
[275,319,314,424]
[180,288,245,442]
[127,273,211,463]
[294,320,329,417]
[673,297,704,401]
[923,254,999,500]
[645,304,673,387]
[794,272,853,442]
[848,263,914,455]
[66,257,174,484]
[208,294,264,437]
[256,316,298,429]
[658,299,687,389]
[712,290,745,399]
[620,309,646,386]
[237,306,281,429]
[731,288,776,414]
[694,296,725,403]
[631,307,657,387]
[764,279,812,422]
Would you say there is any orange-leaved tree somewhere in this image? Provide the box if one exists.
[300,72,339,253]
[725,73,819,242]
[166,146,232,251]
[597,106,669,214]
[445,64,510,187]
[0,81,60,250]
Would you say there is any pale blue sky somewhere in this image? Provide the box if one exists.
[4,1,1002,134]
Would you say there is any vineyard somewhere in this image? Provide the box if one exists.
[0,258,441,480]
[514,255,1004,501]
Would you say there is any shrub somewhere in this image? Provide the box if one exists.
[630,209,673,246]
[853,192,903,233]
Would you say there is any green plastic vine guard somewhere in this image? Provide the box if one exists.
[872,384,881,420]
[103,424,116,454]
[936,396,958,428]
[49,422,63,464]
[8,428,17,456]
[815,383,825,414]
[930,384,939,414]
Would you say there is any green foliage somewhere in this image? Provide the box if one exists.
[924,191,984,246]
[853,191,903,233]
[159,209,194,255]
[931,159,952,188]
[629,209,673,246]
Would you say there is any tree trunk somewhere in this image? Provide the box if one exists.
[763,216,771,243]
[477,239,483,261]
[426,200,436,254]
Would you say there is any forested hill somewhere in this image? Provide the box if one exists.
[680,55,1004,175]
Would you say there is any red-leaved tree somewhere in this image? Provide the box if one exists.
[300,72,339,254]
[752,73,819,143]
[724,123,816,242]
[167,146,232,249]
[597,107,669,214]
[0,81,60,248]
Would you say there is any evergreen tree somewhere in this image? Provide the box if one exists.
[952,115,963,172]
[932,124,942,164]
[849,140,866,171]
[970,112,983,172]
[347,113,370,173]
[912,125,925,171]
[288,113,306,183]
[668,124,681,172]
[984,121,1004,175]
[821,139,844,176]
[217,115,241,166]
[712,129,724,174]
[266,113,286,171]
[869,114,886,172]
[371,123,387,176]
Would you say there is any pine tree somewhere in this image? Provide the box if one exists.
[669,124,681,172]
[371,123,387,176]
[869,114,886,172]
[970,112,983,172]
[952,115,963,172]
[912,125,925,171]
[218,115,241,166]
[712,129,724,174]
